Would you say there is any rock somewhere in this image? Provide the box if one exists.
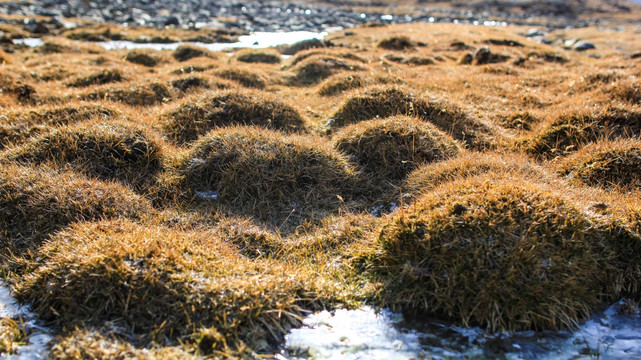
[573,41,596,51]
[165,16,180,26]
[458,52,474,65]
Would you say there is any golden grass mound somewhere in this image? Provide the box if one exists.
[214,68,266,89]
[361,177,621,331]
[68,69,124,88]
[16,219,337,354]
[124,49,162,67]
[0,317,27,355]
[287,56,363,86]
[330,87,492,148]
[333,116,461,181]
[0,165,151,257]
[236,49,281,64]
[173,45,212,62]
[162,91,306,145]
[0,104,115,150]
[2,121,164,192]
[523,107,641,158]
[83,82,171,106]
[559,139,641,191]
[403,152,547,198]
[170,75,211,93]
[175,127,360,229]
[377,36,417,50]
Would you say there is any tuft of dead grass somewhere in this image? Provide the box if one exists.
[0,104,116,150]
[214,68,267,89]
[170,126,361,230]
[236,49,281,64]
[161,91,307,145]
[521,106,641,159]
[333,116,461,182]
[0,317,27,355]
[1,121,165,192]
[67,69,124,88]
[124,49,163,67]
[82,82,172,106]
[357,176,628,331]
[287,56,364,86]
[173,45,213,62]
[16,219,342,354]
[558,139,641,191]
[0,164,151,258]
[329,86,493,149]
[378,36,416,50]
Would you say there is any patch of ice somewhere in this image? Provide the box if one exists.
[12,38,44,47]
[283,300,641,359]
[99,31,328,51]
[0,282,52,360]
[195,190,218,200]
[285,307,422,360]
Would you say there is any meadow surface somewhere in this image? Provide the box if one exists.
[0,8,641,359]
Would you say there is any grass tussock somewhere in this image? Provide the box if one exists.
[559,139,641,191]
[287,56,364,86]
[161,91,307,145]
[173,45,213,62]
[377,36,416,50]
[0,317,27,354]
[333,116,461,182]
[16,219,341,354]
[383,53,435,66]
[522,107,641,158]
[68,69,124,88]
[214,68,267,89]
[1,121,165,192]
[277,38,328,55]
[236,49,281,64]
[330,86,493,149]
[358,177,625,331]
[403,151,547,197]
[172,127,360,230]
[124,49,163,67]
[318,74,370,96]
[0,165,151,257]
[170,75,211,93]
[0,104,116,150]
[82,82,171,106]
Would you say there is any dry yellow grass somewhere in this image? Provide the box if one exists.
[1,18,641,358]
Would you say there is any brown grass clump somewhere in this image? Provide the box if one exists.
[403,151,547,197]
[378,36,416,50]
[161,91,306,145]
[333,116,461,182]
[558,139,641,191]
[170,76,211,93]
[277,38,328,55]
[522,107,641,158]
[318,74,369,97]
[236,49,281,64]
[173,45,212,62]
[358,177,621,331]
[330,87,492,149]
[124,49,162,67]
[2,121,165,192]
[173,127,360,229]
[83,82,171,106]
[0,165,151,257]
[0,317,27,354]
[214,68,267,89]
[0,104,116,150]
[68,69,124,87]
[287,56,363,86]
[611,80,641,105]
[383,53,435,66]
[50,329,199,360]
[16,219,339,354]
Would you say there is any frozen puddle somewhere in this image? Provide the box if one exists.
[282,301,641,359]
[99,31,327,51]
[0,282,51,360]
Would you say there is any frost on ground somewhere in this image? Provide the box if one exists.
[283,300,641,360]
[0,283,51,360]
